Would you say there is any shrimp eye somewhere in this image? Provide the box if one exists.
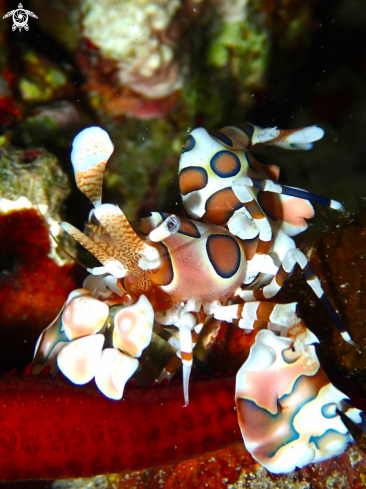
[281,345,301,364]
[149,215,181,242]
[165,215,180,234]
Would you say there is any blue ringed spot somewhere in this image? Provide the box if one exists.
[150,241,174,286]
[177,218,201,238]
[206,234,241,279]
[179,166,208,195]
[182,135,196,153]
[210,150,241,178]
[203,188,242,225]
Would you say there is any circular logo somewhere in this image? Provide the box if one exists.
[12,8,29,31]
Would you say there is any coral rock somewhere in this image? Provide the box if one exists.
[0,146,77,373]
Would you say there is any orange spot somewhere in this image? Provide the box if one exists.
[211,152,240,177]
[206,234,240,278]
[179,167,208,195]
[115,310,137,333]
[150,243,174,286]
[203,188,242,225]
[178,218,200,238]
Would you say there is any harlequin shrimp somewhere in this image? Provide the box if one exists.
[32,124,365,474]
[179,124,350,341]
